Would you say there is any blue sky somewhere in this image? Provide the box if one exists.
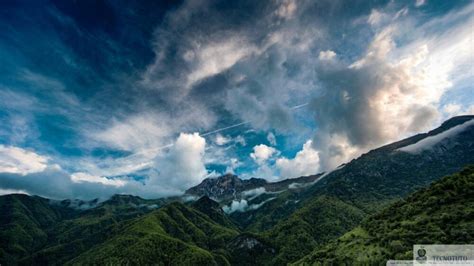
[0,0,472,199]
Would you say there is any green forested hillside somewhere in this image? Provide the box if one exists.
[295,165,474,265]
[266,195,366,264]
[255,116,474,264]
[2,165,473,265]
[0,117,472,265]
[66,201,239,265]
[0,194,75,264]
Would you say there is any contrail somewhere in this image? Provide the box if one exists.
[200,121,251,136]
[201,102,309,137]
[146,102,310,151]
[117,103,309,162]
[289,102,310,110]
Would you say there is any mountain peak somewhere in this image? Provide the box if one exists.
[374,115,474,153]
[194,196,220,209]
[438,115,474,130]
[185,174,267,201]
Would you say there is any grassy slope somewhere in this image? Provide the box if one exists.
[294,165,474,265]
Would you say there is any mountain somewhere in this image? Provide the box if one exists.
[0,194,76,264]
[191,196,236,228]
[244,115,474,264]
[65,200,239,265]
[294,165,474,265]
[0,194,167,265]
[186,173,323,203]
[0,116,473,265]
[185,174,267,201]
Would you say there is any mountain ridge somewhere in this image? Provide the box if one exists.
[0,116,473,265]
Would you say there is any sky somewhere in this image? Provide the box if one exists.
[0,0,473,199]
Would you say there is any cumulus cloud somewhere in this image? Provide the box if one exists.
[2,0,472,198]
[310,6,474,170]
[0,146,140,199]
[0,145,48,175]
[276,140,320,178]
[250,144,278,164]
[151,132,208,191]
[318,50,336,61]
[0,165,143,200]
[214,134,231,146]
[0,133,210,199]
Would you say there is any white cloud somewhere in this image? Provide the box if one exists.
[318,50,336,61]
[214,134,231,146]
[71,172,127,187]
[0,132,210,200]
[225,158,242,174]
[312,5,474,170]
[398,119,474,153]
[247,197,277,210]
[242,187,266,199]
[267,132,277,146]
[223,199,248,213]
[0,164,142,200]
[276,0,298,20]
[442,103,463,117]
[235,135,246,146]
[250,144,278,164]
[222,197,276,213]
[0,145,48,175]
[276,140,320,178]
[312,133,361,170]
[367,9,386,26]
[442,103,474,118]
[151,132,208,190]
[415,0,426,7]
[186,38,256,88]
[93,114,171,153]
[0,188,29,196]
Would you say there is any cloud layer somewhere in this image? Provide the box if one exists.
[0,0,472,199]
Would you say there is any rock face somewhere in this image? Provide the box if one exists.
[185,173,324,202]
[185,174,267,201]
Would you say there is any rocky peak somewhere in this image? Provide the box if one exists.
[185,174,267,201]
